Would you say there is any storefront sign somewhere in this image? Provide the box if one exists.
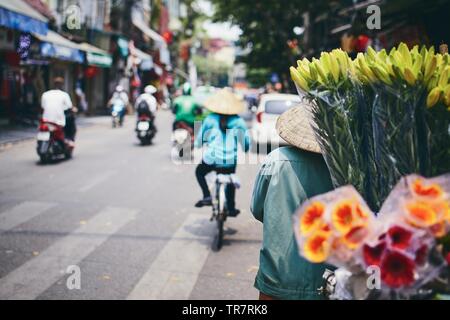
[40,42,84,63]
[17,33,32,59]
[0,7,48,35]
[86,52,112,68]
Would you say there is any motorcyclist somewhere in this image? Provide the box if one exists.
[172,83,202,134]
[135,85,158,117]
[108,85,129,124]
[109,85,129,106]
[41,77,77,142]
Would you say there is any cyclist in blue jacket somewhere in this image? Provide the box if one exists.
[194,89,250,216]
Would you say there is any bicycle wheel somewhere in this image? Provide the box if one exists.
[213,184,225,251]
[215,215,224,251]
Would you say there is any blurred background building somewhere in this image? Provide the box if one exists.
[2,0,450,124]
[211,0,450,91]
[0,0,181,124]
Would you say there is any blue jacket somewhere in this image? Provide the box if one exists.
[194,113,251,167]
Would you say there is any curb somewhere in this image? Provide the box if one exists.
[0,120,104,150]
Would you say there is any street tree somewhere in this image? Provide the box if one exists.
[210,0,329,88]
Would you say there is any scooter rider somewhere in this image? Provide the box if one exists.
[172,82,202,133]
[41,77,77,141]
[108,85,129,122]
[109,85,129,106]
[135,85,158,116]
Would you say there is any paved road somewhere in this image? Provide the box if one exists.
[0,110,264,300]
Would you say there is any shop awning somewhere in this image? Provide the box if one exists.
[0,0,48,35]
[33,30,84,63]
[79,43,112,67]
[132,18,166,48]
[33,30,82,51]
[33,30,112,67]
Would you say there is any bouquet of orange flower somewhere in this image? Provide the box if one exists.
[293,174,450,299]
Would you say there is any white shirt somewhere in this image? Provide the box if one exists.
[135,93,157,113]
[111,91,129,105]
[41,89,73,126]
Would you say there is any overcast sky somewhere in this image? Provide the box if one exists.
[197,0,242,41]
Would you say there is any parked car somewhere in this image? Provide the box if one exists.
[252,93,302,149]
[193,85,216,121]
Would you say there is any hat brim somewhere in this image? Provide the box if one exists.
[203,89,245,115]
[276,104,321,154]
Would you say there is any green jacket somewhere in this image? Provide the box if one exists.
[172,95,200,125]
[251,146,333,300]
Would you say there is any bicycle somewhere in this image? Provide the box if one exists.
[210,173,240,251]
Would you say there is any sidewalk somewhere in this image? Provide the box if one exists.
[0,116,111,146]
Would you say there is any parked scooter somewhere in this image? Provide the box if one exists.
[111,99,126,128]
[136,113,156,145]
[36,120,74,163]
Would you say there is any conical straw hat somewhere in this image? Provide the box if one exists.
[203,88,245,115]
[276,103,321,154]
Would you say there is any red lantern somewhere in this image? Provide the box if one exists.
[84,66,99,78]
[355,35,371,52]
[163,31,173,44]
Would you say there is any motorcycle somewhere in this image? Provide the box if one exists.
[111,100,126,128]
[36,120,74,163]
[171,121,194,158]
[136,114,156,145]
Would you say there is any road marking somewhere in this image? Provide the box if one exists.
[0,201,56,233]
[0,206,138,300]
[78,170,116,192]
[127,213,215,300]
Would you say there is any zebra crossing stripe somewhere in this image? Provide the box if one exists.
[0,201,56,233]
[0,206,138,300]
[127,213,215,300]
[78,170,116,193]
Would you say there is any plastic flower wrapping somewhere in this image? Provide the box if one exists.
[293,174,450,300]
[290,43,450,212]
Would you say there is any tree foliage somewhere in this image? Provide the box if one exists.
[210,0,328,82]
